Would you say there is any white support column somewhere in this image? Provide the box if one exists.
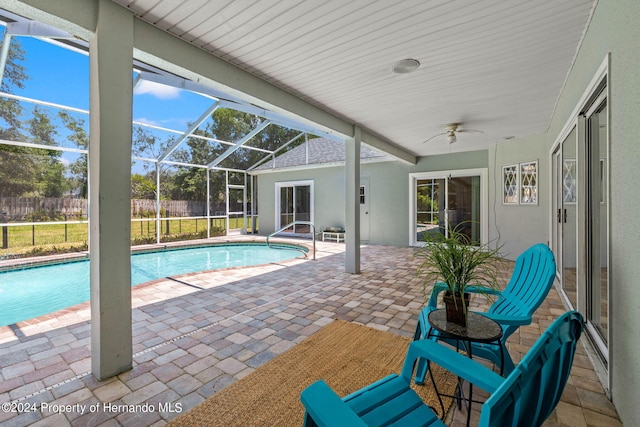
[225,170,230,235]
[206,168,211,239]
[243,172,247,234]
[250,174,256,234]
[345,126,361,274]
[156,162,161,244]
[89,0,133,380]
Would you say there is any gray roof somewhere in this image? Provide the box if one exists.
[252,137,389,172]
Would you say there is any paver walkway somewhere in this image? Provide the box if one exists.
[0,239,621,426]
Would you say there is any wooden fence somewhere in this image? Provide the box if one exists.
[0,197,213,220]
[0,197,87,220]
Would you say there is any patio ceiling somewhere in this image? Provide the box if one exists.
[111,0,596,158]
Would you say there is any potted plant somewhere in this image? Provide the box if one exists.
[415,224,504,326]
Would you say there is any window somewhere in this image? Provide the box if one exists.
[502,160,538,205]
[502,165,518,204]
[563,159,577,203]
[520,161,538,205]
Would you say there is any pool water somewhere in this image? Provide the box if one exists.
[0,244,304,327]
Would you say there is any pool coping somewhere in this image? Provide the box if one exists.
[0,237,311,273]
[0,236,315,334]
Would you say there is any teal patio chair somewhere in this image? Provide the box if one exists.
[300,311,584,427]
[414,243,556,381]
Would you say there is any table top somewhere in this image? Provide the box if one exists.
[428,309,502,343]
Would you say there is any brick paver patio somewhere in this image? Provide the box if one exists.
[0,239,622,426]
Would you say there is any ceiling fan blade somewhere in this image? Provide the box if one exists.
[422,132,446,143]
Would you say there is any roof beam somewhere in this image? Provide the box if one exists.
[208,120,271,169]
[361,129,416,165]
[6,20,74,38]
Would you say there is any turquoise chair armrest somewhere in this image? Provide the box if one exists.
[464,285,503,296]
[479,311,532,326]
[427,282,450,310]
[300,380,368,427]
[427,284,504,311]
[402,340,504,393]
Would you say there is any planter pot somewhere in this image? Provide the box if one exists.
[443,291,470,326]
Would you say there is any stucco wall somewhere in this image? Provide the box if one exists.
[256,167,344,238]
[360,161,411,246]
[256,149,488,248]
[410,149,488,174]
[544,1,640,424]
[255,160,410,246]
[487,134,550,259]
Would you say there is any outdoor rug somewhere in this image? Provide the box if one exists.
[168,319,458,426]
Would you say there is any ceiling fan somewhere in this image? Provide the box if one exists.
[423,123,483,144]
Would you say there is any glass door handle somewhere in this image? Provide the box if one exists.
[557,209,567,223]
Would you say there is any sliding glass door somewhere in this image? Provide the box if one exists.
[552,127,578,309]
[586,91,609,354]
[411,169,487,246]
[276,181,313,234]
[552,76,609,369]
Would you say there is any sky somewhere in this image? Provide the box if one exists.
[0,26,317,176]
[4,28,214,132]
[0,27,225,174]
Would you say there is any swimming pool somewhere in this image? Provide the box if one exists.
[0,243,306,327]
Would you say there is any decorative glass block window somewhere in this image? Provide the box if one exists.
[502,165,518,204]
[502,160,539,205]
[520,161,538,205]
[563,159,577,203]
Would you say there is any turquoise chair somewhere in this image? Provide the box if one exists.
[414,243,556,382]
[300,311,584,427]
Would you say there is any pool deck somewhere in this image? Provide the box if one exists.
[0,238,622,426]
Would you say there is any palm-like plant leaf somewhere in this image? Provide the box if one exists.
[416,223,504,313]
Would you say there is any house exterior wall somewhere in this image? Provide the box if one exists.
[360,161,411,246]
[257,167,345,239]
[409,149,487,173]
[256,161,410,247]
[256,149,488,248]
[542,1,640,424]
[487,133,550,259]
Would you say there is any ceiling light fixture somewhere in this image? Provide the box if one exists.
[392,58,420,74]
[423,123,483,144]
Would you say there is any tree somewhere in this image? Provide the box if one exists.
[0,105,68,198]
[27,107,68,197]
[59,111,89,198]
[0,36,28,141]
[169,108,304,204]
[0,149,36,197]
[131,173,156,199]
[131,125,176,199]
[0,36,31,197]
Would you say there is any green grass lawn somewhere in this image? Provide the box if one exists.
[0,217,258,258]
